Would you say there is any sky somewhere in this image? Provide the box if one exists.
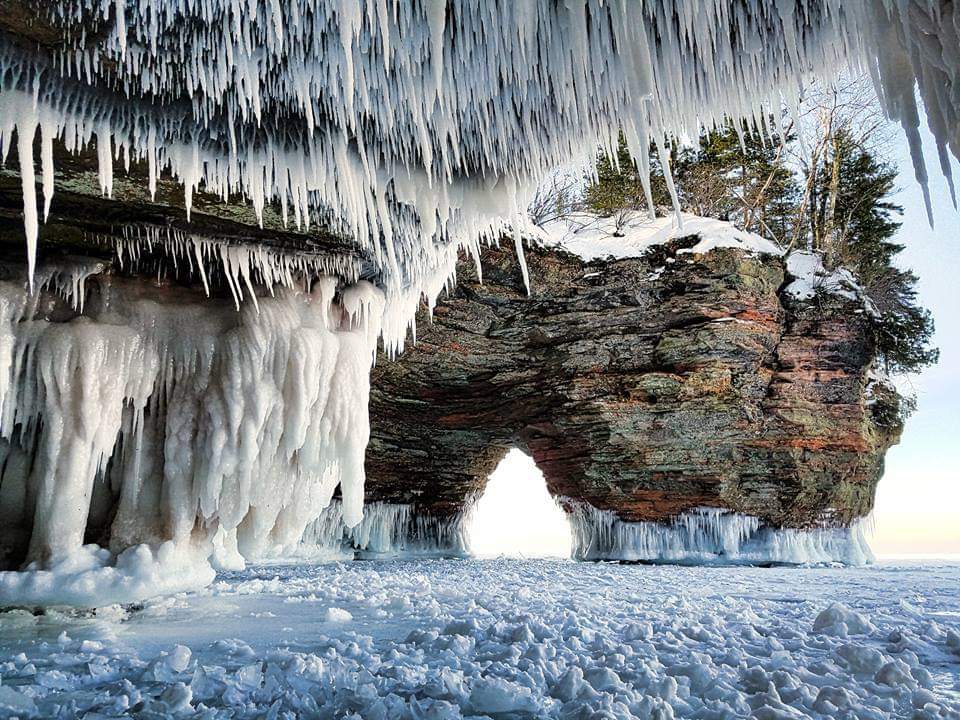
[869,118,960,558]
[470,118,960,560]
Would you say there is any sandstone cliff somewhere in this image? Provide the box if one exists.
[365,237,903,543]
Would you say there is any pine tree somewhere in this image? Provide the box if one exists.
[642,122,799,243]
[582,136,648,232]
[578,121,937,375]
[810,130,938,373]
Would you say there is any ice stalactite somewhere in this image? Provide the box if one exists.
[112,225,364,310]
[291,500,471,560]
[0,256,386,604]
[1,1,958,315]
[567,504,875,566]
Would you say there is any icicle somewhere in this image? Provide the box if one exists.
[95,127,113,198]
[567,504,874,566]
[114,0,127,58]
[513,230,530,295]
[39,116,55,222]
[0,0,953,332]
[15,106,39,292]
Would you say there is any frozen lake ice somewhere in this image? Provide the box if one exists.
[0,559,958,718]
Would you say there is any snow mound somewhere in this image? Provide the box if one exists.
[537,212,782,262]
[784,250,866,303]
[814,603,877,636]
[0,543,214,607]
[324,607,353,623]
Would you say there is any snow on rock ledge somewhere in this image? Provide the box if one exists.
[536,212,783,262]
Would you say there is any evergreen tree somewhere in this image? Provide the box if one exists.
[578,122,937,376]
[585,123,799,243]
[582,137,648,231]
[810,130,938,373]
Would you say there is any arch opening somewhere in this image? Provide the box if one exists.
[468,448,572,558]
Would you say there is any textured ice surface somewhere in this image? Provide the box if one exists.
[0,265,384,597]
[0,559,956,718]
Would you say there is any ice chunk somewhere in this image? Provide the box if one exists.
[469,677,539,714]
[814,604,876,636]
[325,607,353,623]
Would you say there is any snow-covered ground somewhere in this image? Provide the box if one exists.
[0,559,957,719]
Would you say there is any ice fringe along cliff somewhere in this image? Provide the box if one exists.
[0,0,951,603]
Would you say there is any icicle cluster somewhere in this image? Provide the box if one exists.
[293,499,471,560]
[568,504,875,566]
[0,259,384,573]
[1,0,956,325]
[112,225,362,310]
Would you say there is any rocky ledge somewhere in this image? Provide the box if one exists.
[361,237,903,562]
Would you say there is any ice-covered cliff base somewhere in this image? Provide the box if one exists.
[0,258,384,599]
[569,505,874,566]
[289,500,471,561]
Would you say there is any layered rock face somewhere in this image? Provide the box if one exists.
[364,238,902,556]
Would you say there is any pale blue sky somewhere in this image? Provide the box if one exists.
[871,118,960,557]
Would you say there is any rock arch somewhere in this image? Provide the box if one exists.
[364,241,902,562]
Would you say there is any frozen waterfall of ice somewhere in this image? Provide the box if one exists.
[291,500,471,561]
[0,0,957,313]
[0,257,386,604]
[568,504,875,566]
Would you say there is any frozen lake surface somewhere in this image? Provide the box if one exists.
[0,559,958,718]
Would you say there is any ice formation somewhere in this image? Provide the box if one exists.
[0,0,951,601]
[0,0,958,300]
[112,226,363,310]
[0,258,385,593]
[1,559,958,718]
[294,500,471,560]
[568,504,876,566]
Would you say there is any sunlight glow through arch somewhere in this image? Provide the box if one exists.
[468,449,573,558]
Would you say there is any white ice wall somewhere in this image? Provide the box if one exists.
[568,503,875,566]
[293,500,471,560]
[0,257,384,589]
